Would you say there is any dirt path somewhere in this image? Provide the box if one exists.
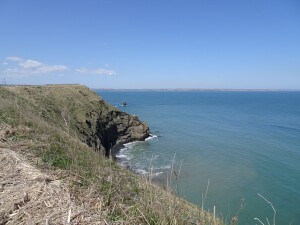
[0,147,102,225]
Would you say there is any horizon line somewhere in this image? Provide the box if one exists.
[94,88,300,92]
[2,84,299,91]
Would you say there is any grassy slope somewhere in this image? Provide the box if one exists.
[0,85,225,225]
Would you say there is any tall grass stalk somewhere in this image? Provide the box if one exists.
[169,153,177,188]
[202,179,210,211]
[254,193,276,225]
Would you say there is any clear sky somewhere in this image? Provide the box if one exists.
[0,0,299,89]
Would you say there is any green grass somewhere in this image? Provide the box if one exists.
[0,85,225,225]
[41,142,72,169]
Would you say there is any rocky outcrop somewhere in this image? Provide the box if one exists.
[77,99,150,156]
[0,85,150,156]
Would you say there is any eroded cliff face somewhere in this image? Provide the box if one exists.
[77,99,150,155]
[1,85,150,156]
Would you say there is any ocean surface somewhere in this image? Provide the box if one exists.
[96,90,300,225]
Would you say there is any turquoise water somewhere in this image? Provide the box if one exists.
[97,90,300,224]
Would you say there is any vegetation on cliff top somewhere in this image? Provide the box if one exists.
[0,85,225,224]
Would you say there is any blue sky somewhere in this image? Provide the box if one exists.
[0,0,299,89]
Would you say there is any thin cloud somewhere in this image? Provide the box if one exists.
[3,56,68,77]
[75,67,89,73]
[35,64,68,73]
[6,56,23,62]
[19,59,42,69]
[94,69,116,76]
[75,67,116,76]
[3,56,115,78]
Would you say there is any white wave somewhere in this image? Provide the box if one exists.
[115,146,133,160]
[134,169,163,177]
[115,134,163,178]
[145,134,158,141]
[119,161,131,168]
[147,171,164,177]
[115,154,128,159]
[124,141,140,147]
[118,147,127,153]
[135,169,149,175]
[152,172,163,176]
[157,165,171,170]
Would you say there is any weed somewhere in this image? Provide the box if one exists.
[42,143,72,169]
[109,210,122,222]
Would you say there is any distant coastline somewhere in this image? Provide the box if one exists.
[95,88,300,92]
[3,84,299,92]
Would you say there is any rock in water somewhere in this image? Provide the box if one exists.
[82,99,150,155]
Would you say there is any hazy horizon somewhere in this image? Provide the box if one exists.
[95,87,300,91]
[2,83,300,91]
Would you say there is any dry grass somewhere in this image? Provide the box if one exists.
[0,85,225,225]
[0,147,76,224]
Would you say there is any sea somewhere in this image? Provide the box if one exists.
[96,90,300,225]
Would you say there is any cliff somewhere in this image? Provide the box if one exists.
[0,84,224,225]
[0,85,149,156]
